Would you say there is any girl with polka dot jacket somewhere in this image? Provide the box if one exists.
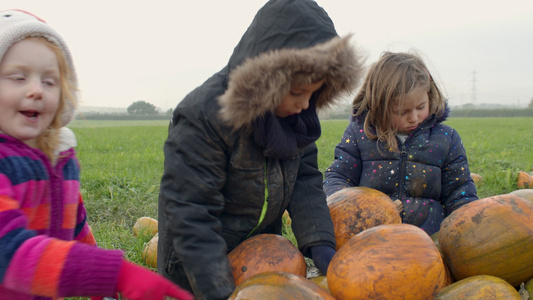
[323,51,478,235]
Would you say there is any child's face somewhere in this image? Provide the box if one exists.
[390,85,430,134]
[275,79,324,118]
[0,38,61,148]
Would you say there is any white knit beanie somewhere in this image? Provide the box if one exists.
[0,9,77,126]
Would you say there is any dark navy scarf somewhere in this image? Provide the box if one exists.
[252,98,321,160]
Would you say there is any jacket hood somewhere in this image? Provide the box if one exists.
[436,104,450,123]
[225,0,339,73]
[217,0,365,130]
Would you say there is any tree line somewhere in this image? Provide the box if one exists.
[79,99,533,120]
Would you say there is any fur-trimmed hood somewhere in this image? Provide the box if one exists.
[219,35,364,130]
[216,0,365,130]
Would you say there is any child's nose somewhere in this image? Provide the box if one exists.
[27,79,43,99]
[298,98,310,110]
[407,111,417,122]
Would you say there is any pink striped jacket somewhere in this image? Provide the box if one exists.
[0,131,123,299]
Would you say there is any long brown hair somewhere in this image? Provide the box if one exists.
[31,37,77,161]
[352,51,445,152]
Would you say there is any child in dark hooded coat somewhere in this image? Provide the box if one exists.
[157,0,365,299]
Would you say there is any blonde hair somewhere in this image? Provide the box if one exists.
[30,37,78,161]
[352,51,445,152]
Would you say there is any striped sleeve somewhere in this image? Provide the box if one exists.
[0,188,123,298]
[74,193,97,246]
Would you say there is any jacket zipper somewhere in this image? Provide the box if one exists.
[397,144,408,200]
[247,160,269,237]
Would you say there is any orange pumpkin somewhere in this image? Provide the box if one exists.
[309,275,330,294]
[430,231,441,252]
[517,171,533,189]
[327,223,448,300]
[133,216,158,238]
[509,188,533,202]
[229,271,335,300]
[142,233,158,268]
[439,194,533,287]
[470,173,483,186]
[434,275,522,299]
[327,186,401,250]
[431,231,455,285]
[227,233,306,286]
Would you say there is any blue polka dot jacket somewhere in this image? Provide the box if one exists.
[323,109,478,235]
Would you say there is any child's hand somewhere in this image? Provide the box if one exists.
[116,260,193,300]
[310,245,336,275]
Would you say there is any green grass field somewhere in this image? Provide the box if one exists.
[68,117,532,286]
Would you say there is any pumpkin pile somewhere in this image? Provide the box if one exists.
[227,186,533,299]
[132,216,159,269]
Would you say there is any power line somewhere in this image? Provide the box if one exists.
[471,71,477,106]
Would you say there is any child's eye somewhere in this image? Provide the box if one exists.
[11,76,25,81]
[417,104,426,110]
[290,91,303,97]
[43,76,59,86]
[393,110,407,116]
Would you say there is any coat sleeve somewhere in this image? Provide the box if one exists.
[440,129,478,215]
[323,121,362,197]
[159,104,236,300]
[0,181,123,298]
[73,193,97,246]
[288,143,336,256]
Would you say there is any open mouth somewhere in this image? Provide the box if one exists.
[21,111,39,119]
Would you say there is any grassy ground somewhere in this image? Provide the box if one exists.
[65,117,532,298]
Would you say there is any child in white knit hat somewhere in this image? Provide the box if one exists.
[0,9,192,300]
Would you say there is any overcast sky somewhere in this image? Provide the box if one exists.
[4,1,533,110]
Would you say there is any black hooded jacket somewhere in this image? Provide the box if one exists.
[157,0,364,299]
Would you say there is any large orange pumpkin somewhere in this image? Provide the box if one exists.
[438,194,533,287]
[228,271,335,300]
[326,186,401,250]
[227,233,306,286]
[327,223,448,300]
[433,275,522,299]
